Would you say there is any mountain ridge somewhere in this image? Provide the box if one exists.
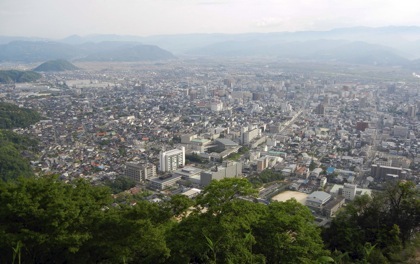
[2,26,420,66]
[0,41,176,63]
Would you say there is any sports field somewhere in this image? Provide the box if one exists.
[271,191,308,204]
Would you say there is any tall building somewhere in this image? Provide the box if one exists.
[314,103,325,115]
[343,183,357,201]
[159,147,185,172]
[125,163,156,183]
[241,126,260,145]
[408,105,417,118]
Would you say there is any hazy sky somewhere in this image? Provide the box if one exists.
[1,0,420,38]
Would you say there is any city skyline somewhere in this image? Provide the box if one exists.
[2,0,420,38]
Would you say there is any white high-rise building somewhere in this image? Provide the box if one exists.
[159,147,186,172]
[343,183,357,201]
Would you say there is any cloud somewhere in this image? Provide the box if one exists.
[254,17,290,28]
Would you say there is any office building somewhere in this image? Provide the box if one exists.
[200,161,243,186]
[371,164,403,180]
[125,163,156,183]
[159,147,185,172]
[149,174,182,190]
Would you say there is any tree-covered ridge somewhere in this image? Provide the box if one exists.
[0,102,41,129]
[33,59,79,72]
[0,177,331,264]
[0,70,41,83]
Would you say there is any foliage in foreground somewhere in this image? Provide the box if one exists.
[0,176,418,263]
[323,181,420,263]
[0,130,38,181]
[0,177,331,263]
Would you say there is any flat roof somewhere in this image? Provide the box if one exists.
[191,138,210,143]
[149,174,181,183]
[163,149,183,155]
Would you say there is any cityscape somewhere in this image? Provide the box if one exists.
[5,60,419,201]
[0,0,420,263]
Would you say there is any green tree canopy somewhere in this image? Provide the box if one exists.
[0,102,41,129]
[322,181,420,263]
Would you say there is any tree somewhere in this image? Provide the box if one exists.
[167,178,330,264]
[163,194,194,217]
[167,199,266,264]
[0,176,112,263]
[253,199,330,263]
[322,181,420,263]
[103,175,136,194]
[0,176,173,264]
[383,181,420,246]
[167,178,265,263]
[79,202,171,264]
[195,178,257,213]
[0,142,33,181]
[309,159,316,171]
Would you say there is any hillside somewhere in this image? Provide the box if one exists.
[0,102,41,181]
[33,59,78,72]
[0,102,41,129]
[0,70,41,83]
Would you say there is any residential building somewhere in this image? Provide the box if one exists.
[343,183,357,201]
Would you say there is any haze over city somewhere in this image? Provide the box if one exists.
[2,0,420,38]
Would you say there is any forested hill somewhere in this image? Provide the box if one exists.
[0,70,41,83]
[33,59,78,72]
[0,102,41,129]
[0,102,41,181]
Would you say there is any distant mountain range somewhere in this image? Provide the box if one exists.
[2,26,420,67]
[0,41,176,63]
[33,59,78,72]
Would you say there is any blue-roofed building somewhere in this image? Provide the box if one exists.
[326,167,335,175]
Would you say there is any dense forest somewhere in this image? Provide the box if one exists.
[0,104,419,263]
[0,70,41,83]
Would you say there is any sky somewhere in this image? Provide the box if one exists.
[1,0,420,39]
